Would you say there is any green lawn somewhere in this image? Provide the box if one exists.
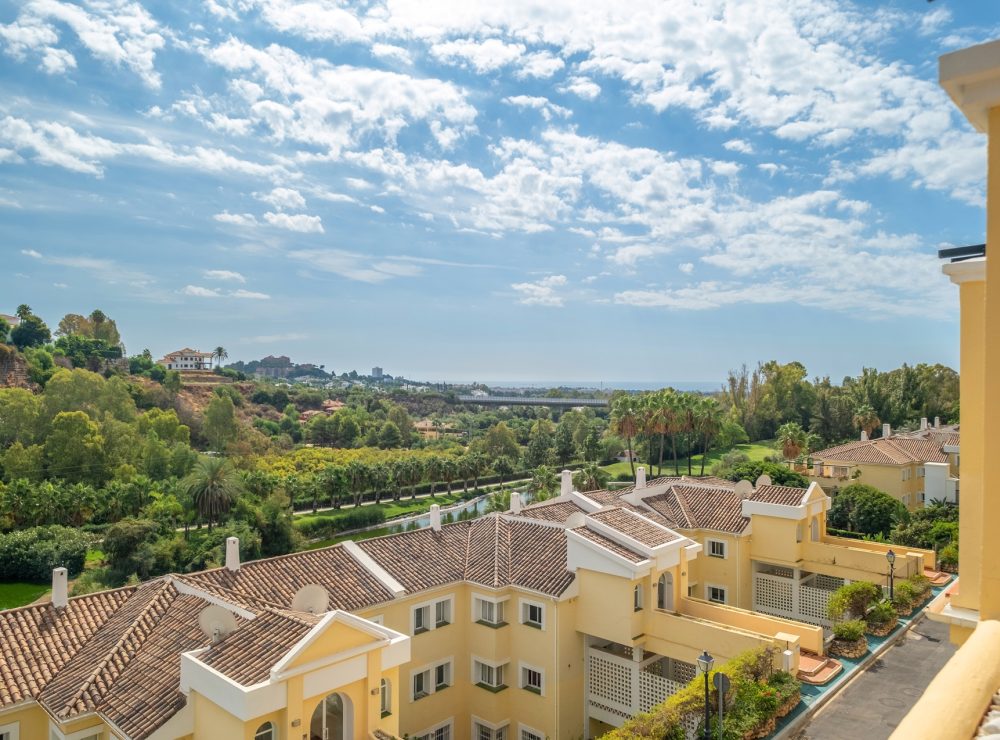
[294,488,471,527]
[601,441,776,480]
[0,582,48,610]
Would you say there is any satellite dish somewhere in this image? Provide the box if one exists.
[198,605,237,643]
[292,584,330,615]
[734,480,754,500]
[755,474,772,488]
[566,512,587,529]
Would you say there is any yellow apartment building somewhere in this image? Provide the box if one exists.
[801,422,960,511]
[893,35,1000,740]
[0,466,937,740]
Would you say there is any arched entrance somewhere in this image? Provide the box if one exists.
[657,572,674,611]
[309,692,352,740]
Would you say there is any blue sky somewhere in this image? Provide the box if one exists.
[0,1,995,384]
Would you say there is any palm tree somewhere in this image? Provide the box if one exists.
[639,393,660,475]
[15,304,31,320]
[345,460,369,507]
[610,394,641,477]
[530,465,558,502]
[679,393,699,474]
[664,391,686,475]
[184,457,243,530]
[776,422,807,460]
[696,398,725,475]
[853,404,881,439]
[493,456,515,488]
[440,458,459,494]
[213,346,228,370]
[467,452,488,491]
[573,462,610,492]
[424,456,444,498]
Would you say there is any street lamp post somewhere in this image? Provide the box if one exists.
[886,549,896,602]
[697,650,715,740]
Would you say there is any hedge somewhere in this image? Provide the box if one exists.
[294,507,386,538]
[0,526,92,582]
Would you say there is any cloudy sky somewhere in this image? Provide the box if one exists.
[0,1,994,384]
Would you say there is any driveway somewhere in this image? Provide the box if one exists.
[793,616,955,740]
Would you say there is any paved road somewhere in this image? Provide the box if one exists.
[794,616,955,740]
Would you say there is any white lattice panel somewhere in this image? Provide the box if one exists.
[815,574,845,591]
[754,574,793,614]
[669,659,696,684]
[638,672,683,712]
[799,585,833,626]
[588,652,632,713]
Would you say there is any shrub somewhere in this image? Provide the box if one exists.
[833,619,866,642]
[866,600,897,627]
[294,507,386,538]
[939,542,959,570]
[906,573,931,599]
[828,483,908,536]
[828,581,879,621]
[892,579,920,611]
[0,525,92,582]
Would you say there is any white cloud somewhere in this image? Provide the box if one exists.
[263,211,324,233]
[372,43,412,65]
[608,245,669,267]
[231,289,271,299]
[255,187,306,210]
[559,76,601,100]
[21,248,152,286]
[430,37,526,72]
[182,285,222,297]
[511,274,568,306]
[502,95,571,121]
[517,50,565,79]
[21,248,42,258]
[214,211,259,227]
[678,262,694,274]
[723,139,754,154]
[203,269,246,283]
[289,248,426,283]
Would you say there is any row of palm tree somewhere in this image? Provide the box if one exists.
[610,390,725,477]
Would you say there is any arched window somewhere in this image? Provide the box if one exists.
[380,678,392,717]
[633,584,643,611]
[657,572,674,611]
[254,721,274,740]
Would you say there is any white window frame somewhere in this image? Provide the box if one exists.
[519,597,545,630]
[48,724,100,740]
[412,594,454,635]
[472,717,510,740]
[472,593,509,627]
[368,614,384,626]
[472,656,509,691]
[633,584,643,612]
[518,724,545,740]
[253,721,275,740]
[706,584,727,604]
[412,718,454,740]
[0,722,19,740]
[434,658,454,691]
[518,660,545,696]
[380,677,392,716]
[412,666,432,701]
[435,598,452,628]
[917,466,925,478]
[707,538,727,559]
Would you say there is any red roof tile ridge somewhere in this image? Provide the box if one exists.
[0,583,139,619]
[492,515,501,588]
[55,579,178,719]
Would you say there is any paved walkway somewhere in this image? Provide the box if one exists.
[793,616,955,740]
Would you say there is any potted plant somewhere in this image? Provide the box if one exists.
[865,600,898,637]
[830,619,869,658]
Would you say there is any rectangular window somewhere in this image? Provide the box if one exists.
[435,661,452,690]
[520,728,544,740]
[917,466,925,478]
[521,600,544,629]
[633,585,643,611]
[413,669,430,700]
[475,597,506,626]
[707,586,727,604]
[475,659,507,690]
[708,540,726,558]
[474,721,509,740]
[435,599,451,627]
[521,665,543,694]
[414,605,430,634]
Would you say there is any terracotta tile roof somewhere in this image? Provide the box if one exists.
[589,507,680,547]
[641,486,749,535]
[812,437,949,465]
[198,609,319,686]
[0,585,135,707]
[749,485,808,507]
[183,544,395,612]
[508,519,575,595]
[358,522,470,592]
[519,499,586,522]
[570,527,647,563]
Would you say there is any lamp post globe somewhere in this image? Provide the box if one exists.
[697,650,714,739]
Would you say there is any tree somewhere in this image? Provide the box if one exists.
[583,424,602,462]
[494,455,515,487]
[466,452,488,491]
[482,422,520,461]
[696,397,725,475]
[776,421,807,460]
[184,457,243,530]
[852,404,881,439]
[321,465,349,508]
[10,315,51,349]
[610,394,641,477]
[378,421,402,449]
[573,462,610,492]
[345,460,369,506]
[554,420,576,464]
[15,305,31,320]
[440,457,459,494]
[530,465,558,501]
[726,461,809,488]
[0,316,9,342]
[828,483,907,537]
[213,346,228,369]
[203,394,238,451]
[525,425,554,468]
[45,411,106,484]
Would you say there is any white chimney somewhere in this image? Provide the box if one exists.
[225,537,240,572]
[935,416,941,429]
[430,504,441,532]
[511,492,522,515]
[52,567,68,608]
[861,430,868,441]
[636,466,647,489]
[920,417,928,431]
[561,469,573,496]
[882,423,891,438]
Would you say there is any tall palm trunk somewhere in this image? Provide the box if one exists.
[671,435,679,475]
[657,434,666,476]
[700,434,710,475]
[626,434,635,477]
[687,432,693,475]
